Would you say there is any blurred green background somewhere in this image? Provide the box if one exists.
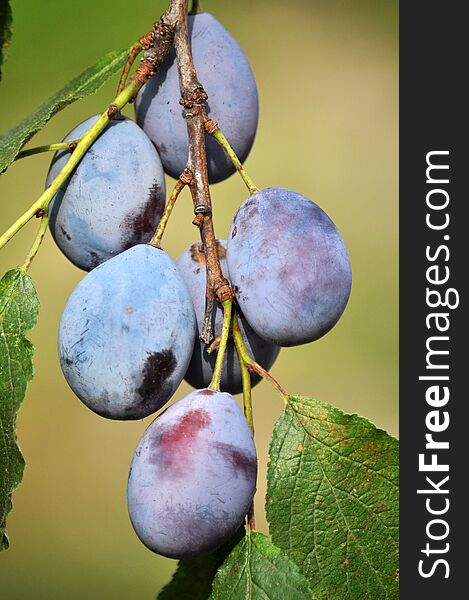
[0,0,398,598]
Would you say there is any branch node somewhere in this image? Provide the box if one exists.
[179,168,195,185]
[179,85,208,111]
[35,208,47,219]
[192,213,204,228]
[107,104,119,119]
[204,118,219,135]
[139,31,155,49]
[68,142,78,152]
[216,280,234,303]
[194,204,211,215]
[132,17,175,85]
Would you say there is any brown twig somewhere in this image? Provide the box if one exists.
[132,16,177,86]
[172,0,233,344]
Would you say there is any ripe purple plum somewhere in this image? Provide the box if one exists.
[176,240,280,394]
[227,188,352,346]
[58,244,196,419]
[127,388,257,558]
[46,115,166,271]
[135,13,258,184]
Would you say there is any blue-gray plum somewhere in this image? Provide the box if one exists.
[135,13,258,184]
[127,388,257,558]
[58,244,196,419]
[176,240,279,394]
[46,115,166,271]
[227,188,352,346]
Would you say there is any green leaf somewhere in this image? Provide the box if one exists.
[0,47,128,173]
[210,531,312,600]
[0,0,13,82]
[266,396,399,600]
[0,268,39,550]
[158,528,246,600]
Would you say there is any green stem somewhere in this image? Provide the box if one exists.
[149,179,186,248]
[0,79,142,252]
[209,298,233,391]
[232,315,256,531]
[238,340,254,433]
[116,41,144,96]
[189,0,202,14]
[15,140,80,161]
[21,214,49,271]
[232,316,288,401]
[211,127,259,195]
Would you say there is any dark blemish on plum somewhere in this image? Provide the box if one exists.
[216,242,227,260]
[152,408,211,476]
[232,285,240,295]
[89,251,101,269]
[198,388,215,396]
[64,356,74,366]
[123,181,165,244]
[213,442,257,479]
[135,349,177,411]
[60,225,71,241]
[235,199,259,231]
[231,226,237,239]
[190,242,204,264]
[190,241,226,264]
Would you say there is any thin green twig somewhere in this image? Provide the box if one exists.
[209,298,233,391]
[15,140,80,161]
[232,315,288,401]
[149,179,187,248]
[209,125,259,195]
[21,214,49,271]
[116,41,144,96]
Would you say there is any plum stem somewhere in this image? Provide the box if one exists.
[236,330,254,434]
[172,0,233,344]
[206,122,259,196]
[232,315,288,402]
[116,42,144,96]
[149,177,187,248]
[21,214,49,272]
[15,140,81,161]
[209,299,233,391]
[189,0,202,14]
[0,13,177,253]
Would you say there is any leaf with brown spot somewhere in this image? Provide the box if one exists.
[209,532,312,600]
[266,395,399,599]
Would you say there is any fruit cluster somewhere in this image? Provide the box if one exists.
[50,12,351,559]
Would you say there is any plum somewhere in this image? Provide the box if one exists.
[46,115,166,271]
[227,188,352,346]
[58,244,196,419]
[127,388,257,558]
[135,13,258,184]
[176,240,280,394]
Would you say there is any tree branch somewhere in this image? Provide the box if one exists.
[172,0,232,344]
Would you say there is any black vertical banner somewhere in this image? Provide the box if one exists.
[400,3,466,598]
